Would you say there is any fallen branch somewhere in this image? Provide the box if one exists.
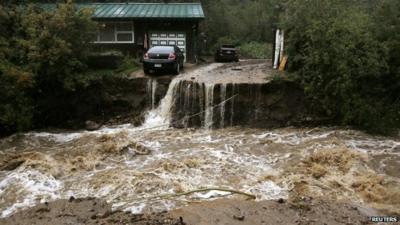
[171,188,256,200]
[130,187,256,203]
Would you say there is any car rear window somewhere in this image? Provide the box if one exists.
[148,46,174,54]
[222,45,235,48]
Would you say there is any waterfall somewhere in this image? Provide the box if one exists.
[220,84,227,128]
[146,79,158,109]
[151,79,158,109]
[142,78,180,128]
[183,82,192,128]
[142,78,233,130]
[199,83,205,128]
[204,84,215,129]
[230,84,236,126]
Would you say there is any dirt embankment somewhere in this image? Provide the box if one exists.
[0,197,377,225]
[32,76,172,131]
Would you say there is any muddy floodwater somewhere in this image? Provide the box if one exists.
[0,126,399,218]
[0,62,399,220]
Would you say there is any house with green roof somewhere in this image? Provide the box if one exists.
[42,2,205,62]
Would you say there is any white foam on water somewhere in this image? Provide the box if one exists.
[27,123,136,144]
[248,181,288,200]
[125,203,146,214]
[30,132,83,143]
[0,169,62,218]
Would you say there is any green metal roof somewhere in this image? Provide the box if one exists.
[40,3,204,19]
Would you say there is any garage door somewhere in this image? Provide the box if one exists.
[149,32,186,62]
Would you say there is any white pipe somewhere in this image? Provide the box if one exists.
[273,29,281,69]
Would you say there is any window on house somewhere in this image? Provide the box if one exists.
[95,22,134,43]
[99,24,115,42]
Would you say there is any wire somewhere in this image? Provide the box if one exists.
[133,94,238,132]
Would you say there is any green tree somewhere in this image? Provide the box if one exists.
[0,4,35,133]
[0,1,96,134]
[283,0,399,133]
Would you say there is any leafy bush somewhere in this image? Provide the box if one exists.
[283,0,400,134]
[115,56,141,75]
[0,2,96,134]
[239,42,272,59]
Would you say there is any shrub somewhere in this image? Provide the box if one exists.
[283,0,399,134]
[115,56,141,75]
[239,42,272,59]
[0,2,97,134]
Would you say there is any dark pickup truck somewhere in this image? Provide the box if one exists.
[215,45,239,62]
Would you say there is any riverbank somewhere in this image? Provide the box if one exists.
[0,197,376,225]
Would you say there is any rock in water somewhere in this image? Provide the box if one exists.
[85,120,101,131]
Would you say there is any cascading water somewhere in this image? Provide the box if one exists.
[143,78,228,130]
[142,78,181,129]
[220,84,227,128]
[147,78,159,109]
[230,84,236,127]
[204,84,216,129]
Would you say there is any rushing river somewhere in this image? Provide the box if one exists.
[1,126,399,217]
[0,64,399,217]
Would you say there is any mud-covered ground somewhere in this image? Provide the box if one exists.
[131,60,274,84]
[0,197,377,225]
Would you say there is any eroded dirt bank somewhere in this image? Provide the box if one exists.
[31,75,172,131]
[28,60,317,132]
[0,197,376,225]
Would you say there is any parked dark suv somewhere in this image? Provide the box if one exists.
[143,46,184,75]
[215,44,239,62]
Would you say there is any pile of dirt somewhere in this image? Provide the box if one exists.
[0,197,375,225]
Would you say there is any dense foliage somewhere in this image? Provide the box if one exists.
[283,0,400,133]
[0,2,96,134]
[239,42,271,59]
